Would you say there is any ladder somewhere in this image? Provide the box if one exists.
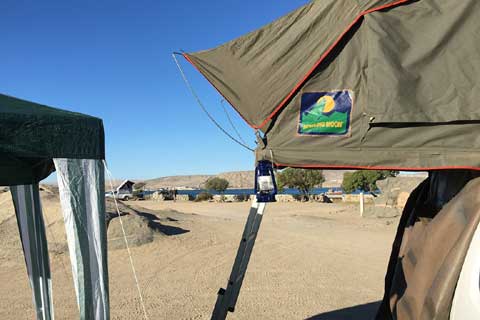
[211,200,267,320]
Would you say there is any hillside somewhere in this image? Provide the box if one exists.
[144,174,214,189]
[144,170,350,189]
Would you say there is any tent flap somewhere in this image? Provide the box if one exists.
[11,183,54,320]
[54,158,109,320]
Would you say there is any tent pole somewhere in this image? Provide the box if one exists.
[211,200,266,320]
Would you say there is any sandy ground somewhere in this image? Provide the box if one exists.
[0,194,399,319]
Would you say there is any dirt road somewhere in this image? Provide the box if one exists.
[0,196,397,319]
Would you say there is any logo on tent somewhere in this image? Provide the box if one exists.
[298,90,353,136]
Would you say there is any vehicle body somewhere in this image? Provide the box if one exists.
[451,219,480,320]
[105,190,133,201]
[105,180,136,201]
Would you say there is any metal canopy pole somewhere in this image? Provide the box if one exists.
[211,200,267,320]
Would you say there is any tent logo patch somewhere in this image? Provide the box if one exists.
[298,91,353,136]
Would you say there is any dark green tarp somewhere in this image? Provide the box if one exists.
[0,94,105,185]
[184,0,480,171]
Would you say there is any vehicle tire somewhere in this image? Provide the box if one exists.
[123,196,129,201]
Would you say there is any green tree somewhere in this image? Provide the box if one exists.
[205,177,229,194]
[342,170,398,194]
[277,168,325,201]
[132,182,146,200]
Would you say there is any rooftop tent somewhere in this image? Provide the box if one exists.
[0,93,109,320]
[183,0,480,171]
[181,1,480,319]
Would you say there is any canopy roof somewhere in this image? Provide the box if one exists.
[185,0,480,171]
[0,94,105,185]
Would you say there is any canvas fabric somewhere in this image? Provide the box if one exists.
[54,158,109,320]
[0,94,105,185]
[185,0,480,170]
[450,202,480,320]
[11,183,54,320]
[376,176,480,319]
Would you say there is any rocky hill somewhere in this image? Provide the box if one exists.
[144,170,350,189]
[144,174,214,189]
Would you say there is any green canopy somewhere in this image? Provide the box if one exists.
[184,0,480,171]
[0,93,105,185]
[1,93,109,320]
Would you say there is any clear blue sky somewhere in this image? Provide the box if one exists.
[1,0,309,180]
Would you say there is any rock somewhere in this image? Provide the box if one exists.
[396,191,410,209]
[343,194,375,203]
[151,191,165,201]
[213,195,236,202]
[375,176,426,209]
[175,194,192,201]
[275,194,296,202]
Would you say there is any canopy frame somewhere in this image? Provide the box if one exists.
[1,94,109,320]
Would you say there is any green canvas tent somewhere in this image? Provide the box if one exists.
[183,0,480,171]
[0,93,109,319]
[180,1,480,319]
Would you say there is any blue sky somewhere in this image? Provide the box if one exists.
[1,0,309,180]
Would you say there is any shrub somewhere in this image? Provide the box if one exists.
[234,194,249,202]
[194,192,213,202]
[277,168,325,201]
[342,170,399,194]
[205,177,229,193]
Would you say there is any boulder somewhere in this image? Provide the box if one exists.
[151,191,165,201]
[175,194,192,201]
[275,194,296,202]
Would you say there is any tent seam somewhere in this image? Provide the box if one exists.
[274,163,480,171]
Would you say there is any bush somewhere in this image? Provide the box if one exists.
[194,192,213,202]
[205,177,229,193]
[234,194,249,202]
[292,194,305,202]
[277,168,325,201]
[342,170,399,194]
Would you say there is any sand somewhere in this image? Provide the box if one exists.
[0,193,398,319]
